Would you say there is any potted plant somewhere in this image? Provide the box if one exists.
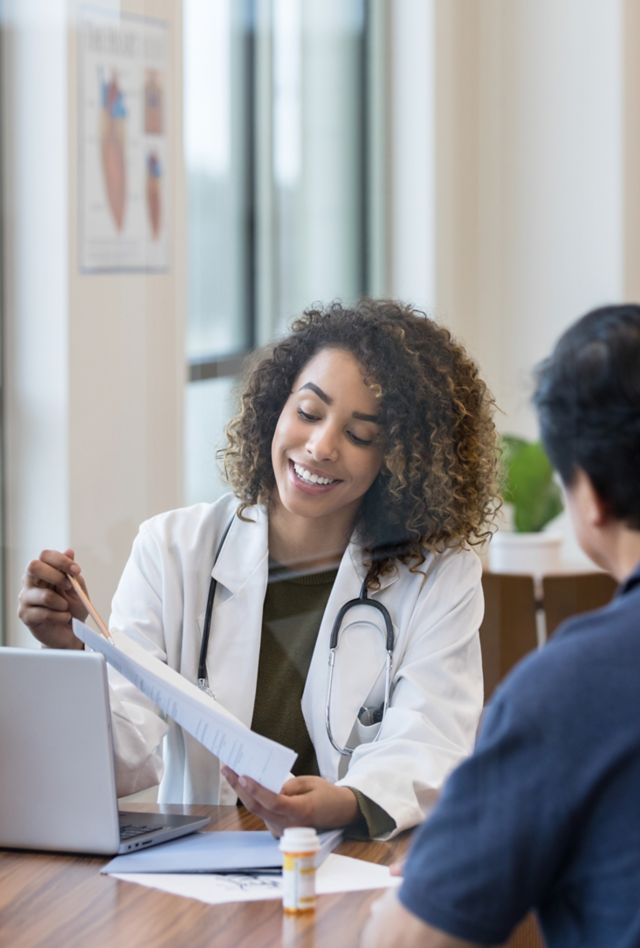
[488,435,564,574]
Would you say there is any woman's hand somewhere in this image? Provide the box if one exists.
[17,549,89,649]
[221,768,359,836]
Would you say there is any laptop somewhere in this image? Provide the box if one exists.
[0,647,209,855]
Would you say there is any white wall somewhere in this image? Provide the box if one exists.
[3,0,185,646]
[387,0,633,438]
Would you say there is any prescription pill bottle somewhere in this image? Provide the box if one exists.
[279,827,320,914]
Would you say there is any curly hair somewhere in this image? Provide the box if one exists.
[222,299,500,585]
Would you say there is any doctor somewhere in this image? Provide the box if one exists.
[18,299,499,839]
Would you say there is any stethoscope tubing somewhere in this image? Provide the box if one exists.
[197,517,235,697]
[325,580,394,757]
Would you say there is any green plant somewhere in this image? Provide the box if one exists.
[500,434,563,532]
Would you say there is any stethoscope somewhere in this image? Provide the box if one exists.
[197,518,395,757]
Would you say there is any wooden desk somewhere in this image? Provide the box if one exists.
[0,804,411,948]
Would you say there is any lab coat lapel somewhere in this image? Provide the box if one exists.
[198,506,269,726]
[302,542,399,780]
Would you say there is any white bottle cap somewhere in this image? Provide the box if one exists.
[279,827,320,853]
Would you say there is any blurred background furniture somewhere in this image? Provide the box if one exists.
[479,570,618,702]
[479,572,538,702]
[542,572,618,638]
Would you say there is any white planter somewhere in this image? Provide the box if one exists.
[488,531,563,576]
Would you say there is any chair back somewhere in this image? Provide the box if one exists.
[480,572,538,702]
[542,572,617,638]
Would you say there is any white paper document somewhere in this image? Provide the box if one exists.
[73,620,297,792]
[110,853,400,905]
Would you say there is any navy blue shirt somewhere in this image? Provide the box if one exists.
[400,563,640,947]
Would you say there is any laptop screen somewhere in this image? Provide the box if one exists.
[0,647,208,854]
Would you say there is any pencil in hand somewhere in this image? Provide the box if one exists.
[67,574,114,642]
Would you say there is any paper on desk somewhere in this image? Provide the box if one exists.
[110,853,400,905]
[73,619,297,792]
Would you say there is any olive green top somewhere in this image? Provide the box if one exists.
[250,562,395,839]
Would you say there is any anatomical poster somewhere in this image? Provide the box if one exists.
[78,7,170,272]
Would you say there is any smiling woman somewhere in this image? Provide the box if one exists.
[18,299,500,841]
[268,348,384,567]
[225,299,499,585]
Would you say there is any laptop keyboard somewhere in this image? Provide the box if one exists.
[119,823,157,840]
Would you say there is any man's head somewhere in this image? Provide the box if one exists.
[534,305,640,552]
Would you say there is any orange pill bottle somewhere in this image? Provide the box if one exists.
[279,827,320,914]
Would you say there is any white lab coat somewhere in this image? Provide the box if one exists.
[108,493,484,837]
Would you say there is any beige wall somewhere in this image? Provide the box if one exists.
[387,0,636,438]
[3,0,185,646]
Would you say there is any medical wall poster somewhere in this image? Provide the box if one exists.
[78,6,170,272]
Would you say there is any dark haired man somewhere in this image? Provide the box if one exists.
[362,304,640,947]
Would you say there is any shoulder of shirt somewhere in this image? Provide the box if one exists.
[399,545,482,589]
[354,543,482,587]
[490,589,635,714]
[135,494,266,537]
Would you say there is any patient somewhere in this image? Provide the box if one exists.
[362,304,640,947]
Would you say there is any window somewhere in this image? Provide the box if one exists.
[183,0,368,505]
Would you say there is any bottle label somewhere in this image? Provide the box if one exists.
[282,851,316,912]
